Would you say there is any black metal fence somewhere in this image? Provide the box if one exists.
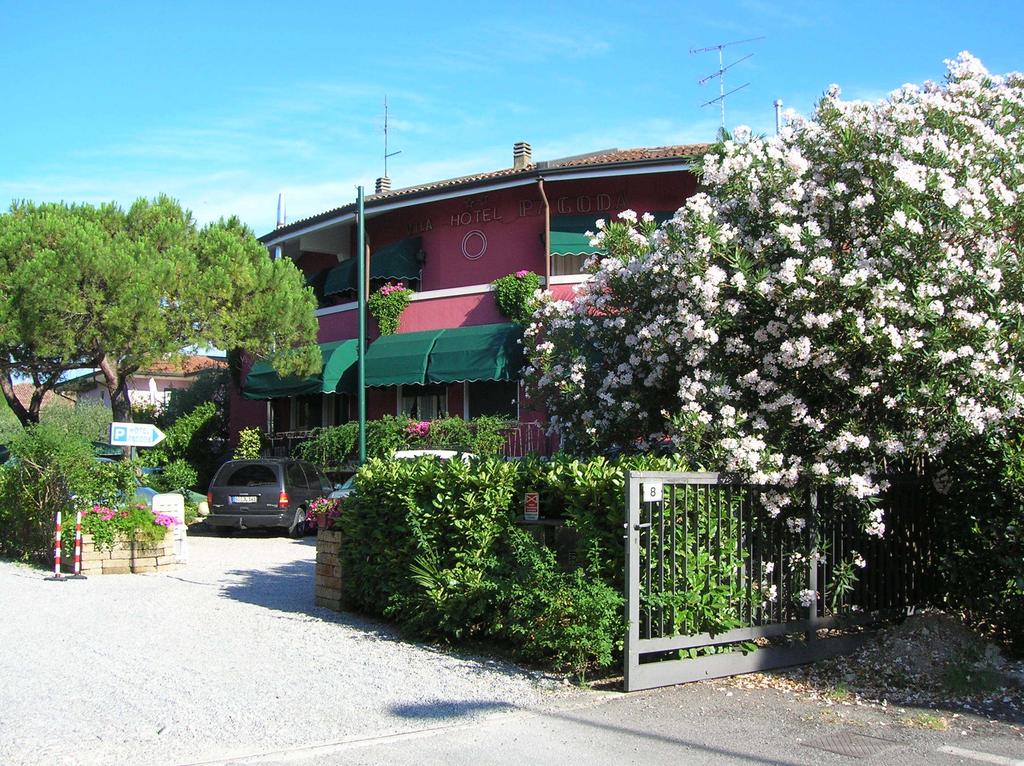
[624,471,935,691]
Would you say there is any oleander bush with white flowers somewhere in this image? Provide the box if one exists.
[524,53,1024,650]
[525,52,1024,534]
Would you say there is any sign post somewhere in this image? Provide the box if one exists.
[109,422,166,449]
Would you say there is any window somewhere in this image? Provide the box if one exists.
[286,462,309,489]
[400,383,447,420]
[301,462,333,492]
[293,394,323,431]
[222,464,278,487]
[328,393,350,426]
[467,380,518,420]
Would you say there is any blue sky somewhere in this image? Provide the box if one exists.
[3,1,1022,236]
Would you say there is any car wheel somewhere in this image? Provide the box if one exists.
[288,508,306,539]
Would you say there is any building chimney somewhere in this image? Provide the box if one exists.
[513,141,532,170]
[276,192,286,228]
[375,176,392,194]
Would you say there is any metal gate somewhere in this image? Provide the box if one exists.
[624,471,929,691]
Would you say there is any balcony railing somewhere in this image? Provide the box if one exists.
[263,420,558,462]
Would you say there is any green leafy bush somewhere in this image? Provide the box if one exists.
[367,282,412,335]
[492,271,541,324]
[293,423,358,467]
[0,425,134,560]
[494,529,621,679]
[146,459,199,493]
[233,427,265,459]
[295,416,514,469]
[142,402,224,489]
[160,367,228,428]
[929,434,1024,655]
[40,400,113,444]
[336,451,745,677]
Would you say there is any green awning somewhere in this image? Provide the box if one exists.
[549,215,606,257]
[306,267,331,298]
[364,328,443,387]
[324,259,357,297]
[426,323,524,383]
[243,339,359,399]
[371,236,423,281]
[549,212,676,256]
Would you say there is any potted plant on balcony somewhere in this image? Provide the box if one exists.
[368,281,412,335]
[492,270,540,324]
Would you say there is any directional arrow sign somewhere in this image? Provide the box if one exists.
[109,422,166,448]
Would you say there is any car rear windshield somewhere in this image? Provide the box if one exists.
[219,464,278,487]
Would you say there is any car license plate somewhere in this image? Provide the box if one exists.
[230,495,258,503]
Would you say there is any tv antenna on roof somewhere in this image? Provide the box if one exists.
[383,95,402,179]
[691,36,764,136]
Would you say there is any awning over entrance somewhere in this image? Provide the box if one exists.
[364,328,443,387]
[243,339,359,399]
[370,236,423,281]
[426,323,524,383]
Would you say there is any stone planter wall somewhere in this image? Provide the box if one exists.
[315,529,343,611]
[79,529,179,575]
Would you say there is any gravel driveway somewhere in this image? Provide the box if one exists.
[0,532,574,765]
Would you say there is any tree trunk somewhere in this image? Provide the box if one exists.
[98,355,133,424]
[0,369,37,427]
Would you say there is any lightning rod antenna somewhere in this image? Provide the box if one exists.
[691,36,764,136]
[384,96,402,179]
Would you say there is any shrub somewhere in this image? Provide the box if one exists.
[365,415,412,458]
[293,423,357,467]
[494,529,621,680]
[233,427,264,459]
[142,402,224,489]
[146,459,199,493]
[0,425,134,560]
[40,400,113,445]
[492,271,541,324]
[929,434,1024,655]
[335,451,744,676]
[368,281,412,335]
[160,367,228,429]
[525,54,1024,540]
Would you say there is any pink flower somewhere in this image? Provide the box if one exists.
[515,270,531,278]
[405,420,430,437]
[379,281,406,296]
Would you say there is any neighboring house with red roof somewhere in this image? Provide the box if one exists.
[56,355,227,410]
[12,383,61,411]
[235,142,708,454]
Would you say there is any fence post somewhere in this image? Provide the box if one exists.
[623,472,641,691]
[806,487,819,641]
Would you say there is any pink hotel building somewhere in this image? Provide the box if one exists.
[231,142,707,455]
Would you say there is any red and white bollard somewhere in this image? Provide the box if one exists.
[69,510,87,579]
[45,510,66,581]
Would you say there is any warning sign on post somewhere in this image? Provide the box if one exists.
[524,492,539,521]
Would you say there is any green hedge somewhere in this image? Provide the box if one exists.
[336,452,701,678]
[928,434,1024,655]
[294,415,514,469]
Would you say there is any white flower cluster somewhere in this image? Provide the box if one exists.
[523,53,1024,536]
